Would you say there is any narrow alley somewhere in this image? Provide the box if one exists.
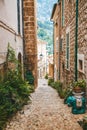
[5,79,84,130]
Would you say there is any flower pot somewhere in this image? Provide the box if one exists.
[73,86,82,93]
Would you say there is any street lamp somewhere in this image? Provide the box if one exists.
[39,53,43,59]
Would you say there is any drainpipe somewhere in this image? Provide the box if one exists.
[53,22,55,80]
[75,0,78,81]
[22,0,25,79]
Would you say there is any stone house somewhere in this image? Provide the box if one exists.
[48,54,54,79]
[51,0,87,86]
[37,39,47,78]
[0,0,37,87]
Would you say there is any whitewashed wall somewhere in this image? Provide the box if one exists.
[0,0,23,64]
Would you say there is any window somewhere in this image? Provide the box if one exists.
[79,60,83,70]
[62,0,64,26]
[78,54,84,73]
[60,38,63,51]
[17,0,20,34]
[66,32,70,69]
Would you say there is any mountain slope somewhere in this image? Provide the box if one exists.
[37,0,57,54]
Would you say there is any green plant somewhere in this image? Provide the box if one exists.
[45,73,48,79]
[25,70,34,85]
[72,79,86,88]
[49,80,66,99]
[48,78,54,85]
[59,89,66,99]
[0,44,32,130]
[54,81,62,92]
[77,80,86,88]
[50,82,55,89]
[71,79,86,93]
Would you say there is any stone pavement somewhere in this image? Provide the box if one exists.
[5,79,85,130]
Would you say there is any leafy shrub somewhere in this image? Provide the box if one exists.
[0,44,33,130]
[0,70,31,130]
[25,70,34,85]
[49,80,68,99]
[50,82,55,89]
[45,73,48,79]
[54,81,62,91]
[48,78,54,85]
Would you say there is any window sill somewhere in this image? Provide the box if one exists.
[65,68,70,72]
[78,69,84,74]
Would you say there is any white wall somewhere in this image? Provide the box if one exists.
[0,0,18,32]
[0,0,23,64]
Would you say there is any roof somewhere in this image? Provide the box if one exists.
[50,3,57,21]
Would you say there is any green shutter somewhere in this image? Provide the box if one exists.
[66,33,70,69]
[60,39,63,51]
[17,0,20,34]
[62,0,64,26]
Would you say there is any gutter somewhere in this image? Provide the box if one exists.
[22,0,25,79]
[53,22,55,79]
[75,0,79,81]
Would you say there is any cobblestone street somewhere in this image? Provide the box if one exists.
[5,79,85,130]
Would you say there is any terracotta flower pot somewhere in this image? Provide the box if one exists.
[73,86,82,93]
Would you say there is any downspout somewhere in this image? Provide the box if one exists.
[58,1,61,80]
[75,0,78,81]
[53,22,55,79]
[22,0,25,79]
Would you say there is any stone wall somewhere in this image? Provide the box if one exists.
[23,0,37,87]
[51,0,87,87]
[60,0,87,85]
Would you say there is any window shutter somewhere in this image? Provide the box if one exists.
[17,0,20,34]
[62,0,64,26]
[66,33,70,69]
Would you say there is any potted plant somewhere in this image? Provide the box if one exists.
[73,79,86,93]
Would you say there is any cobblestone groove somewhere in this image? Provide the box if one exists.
[5,79,85,130]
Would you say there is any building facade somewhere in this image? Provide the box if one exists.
[0,0,38,87]
[0,0,23,76]
[23,0,37,87]
[51,0,87,86]
[37,39,47,78]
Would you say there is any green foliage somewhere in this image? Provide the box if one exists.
[45,73,48,79]
[38,28,47,38]
[0,44,32,130]
[6,43,16,62]
[49,80,70,99]
[28,84,35,93]
[38,21,53,31]
[48,78,54,86]
[37,0,57,54]
[72,79,86,88]
[25,70,34,85]
[0,71,31,129]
